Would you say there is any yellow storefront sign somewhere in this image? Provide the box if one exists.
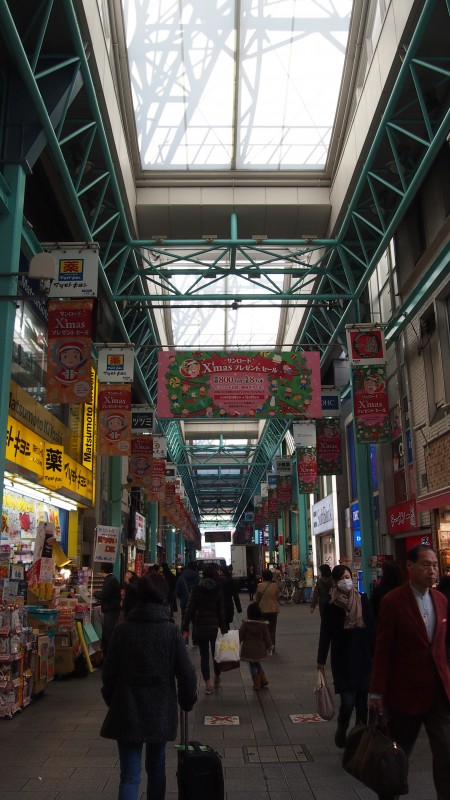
[42,442,65,491]
[6,416,44,478]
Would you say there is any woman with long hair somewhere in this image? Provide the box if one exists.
[317,564,375,748]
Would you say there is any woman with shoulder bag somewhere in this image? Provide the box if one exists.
[254,569,280,651]
[316,565,375,749]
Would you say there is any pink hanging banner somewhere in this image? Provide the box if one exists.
[47,300,93,404]
[316,418,342,475]
[98,384,131,455]
[157,350,321,419]
[352,365,391,443]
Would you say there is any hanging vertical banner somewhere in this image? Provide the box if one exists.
[129,436,153,487]
[316,418,342,475]
[147,458,166,503]
[346,325,387,365]
[98,384,131,455]
[47,300,93,403]
[297,446,319,493]
[352,365,391,443]
[97,345,135,383]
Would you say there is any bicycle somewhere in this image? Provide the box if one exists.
[293,578,306,604]
[277,576,295,604]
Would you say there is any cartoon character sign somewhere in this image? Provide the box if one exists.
[52,341,88,384]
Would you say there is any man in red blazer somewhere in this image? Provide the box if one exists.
[369,545,450,800]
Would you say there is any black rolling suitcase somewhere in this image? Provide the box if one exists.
[177,708,224,800]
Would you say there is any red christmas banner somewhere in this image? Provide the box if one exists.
[129,436,153,487]
[47,300,93,403]
[98,384,131,455]
[277,476,293,507]
[352,365,391,443]
[316,418,342,475]
[297,446,319,493]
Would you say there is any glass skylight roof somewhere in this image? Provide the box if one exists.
[122,0,353,170]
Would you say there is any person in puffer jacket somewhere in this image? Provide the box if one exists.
[182,565,228,695]
[239,602,273,690]
[100,572,197,800]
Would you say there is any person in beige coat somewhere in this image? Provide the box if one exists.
[239,602,273,690]
[255,569,280,650]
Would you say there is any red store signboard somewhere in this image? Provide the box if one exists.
[387,499,420,535]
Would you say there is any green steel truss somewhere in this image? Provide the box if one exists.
[1,0,449,524]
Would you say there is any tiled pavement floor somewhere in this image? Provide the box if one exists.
[0,598,438,799]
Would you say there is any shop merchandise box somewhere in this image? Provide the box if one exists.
[54,646,74,675]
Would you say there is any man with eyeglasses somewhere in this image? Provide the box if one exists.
[369,544,450,800]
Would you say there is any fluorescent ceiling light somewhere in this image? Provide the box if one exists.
[3,477,78,512]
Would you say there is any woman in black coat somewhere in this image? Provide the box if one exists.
[101,573,197,800]
[317,564,375,749]
[218,566,242,624]
[182,565,228,695]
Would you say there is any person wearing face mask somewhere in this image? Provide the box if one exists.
[316,564,375,748]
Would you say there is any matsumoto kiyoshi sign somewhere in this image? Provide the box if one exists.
[157,350,321,420]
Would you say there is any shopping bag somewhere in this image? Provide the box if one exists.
[314,670,335,720]
[342,723,409,795]
[214,629,240,671]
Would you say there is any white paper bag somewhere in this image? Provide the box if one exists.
[214,629,241,671]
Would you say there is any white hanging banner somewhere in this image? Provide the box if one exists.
[44,243,100,298]
[153,435,168,459]
[292,420,317,447]
[97,345,135,383]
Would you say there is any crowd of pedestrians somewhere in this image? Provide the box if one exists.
[94,545,450,800]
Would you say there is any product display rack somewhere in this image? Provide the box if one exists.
[0,607,34,718]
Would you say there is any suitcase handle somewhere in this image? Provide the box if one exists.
[180,706,189,750]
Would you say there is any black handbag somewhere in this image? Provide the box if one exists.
[342,723,409,795]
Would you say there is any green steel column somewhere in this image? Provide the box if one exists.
[148,502,158,563]
[178,532,184,564]
[354,435,376,593]
[294,457,310,568]
[108,456,122,579]
[0,165,27,493]
[165,529,174,565]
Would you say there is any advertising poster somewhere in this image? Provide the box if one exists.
[98,384,131,456]
[93,525,119,563]
[296,446,319,493]
[0,545,11,579]
[157,350,321,419]
[33,521,56,562]
[47,300,93,403]
[316,418,342,475]
[352,365,391,443]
